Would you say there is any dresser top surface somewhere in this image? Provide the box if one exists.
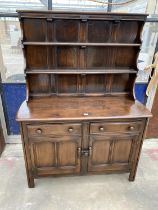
[17,10,148,22]
[16,97,152,122]
[17,10,147,15]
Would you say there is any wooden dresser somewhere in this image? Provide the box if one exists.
[16,10,152,188]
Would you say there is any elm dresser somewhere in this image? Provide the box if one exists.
[16,10,152,188]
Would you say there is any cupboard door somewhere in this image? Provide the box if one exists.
[88,135,138,172]
[29,136,81,176]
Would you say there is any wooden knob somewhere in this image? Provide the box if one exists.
[129,126,134,131]
[99,127,104,131]
[68,127,73,133]
[36,128,42,134]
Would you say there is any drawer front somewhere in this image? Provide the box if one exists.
[27,123,82,137]
[90,121,144,134]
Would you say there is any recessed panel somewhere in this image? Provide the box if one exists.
[115,47,138,68]
[33,142,55,167]
[88,21,111,42]
[86,47,115,68]
[85,75,105,93]
[55,20,79,42]
[28,74,50,94]
[58,141,77,166]
[111,74,135,93]
[116,21,139,43]
[57,75,78,93]
[92,140,110,164]
[23,19,46,41]
[86,46,138,69]
[113,139,132,163]
[49,47,56,68]
[26,46,47,69]
[57,47,78,68]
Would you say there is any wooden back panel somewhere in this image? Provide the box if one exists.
[18,11,147,99]
[25,45,139,70]
[27,73,135,97]
[22,17,143,43]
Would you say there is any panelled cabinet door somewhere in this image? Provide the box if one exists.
[88,135,139,172]
[29,136,81,176]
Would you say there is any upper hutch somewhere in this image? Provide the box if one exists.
[16,10,152,188]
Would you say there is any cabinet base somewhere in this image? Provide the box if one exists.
[28,178,35,188]
[27,172,136,188]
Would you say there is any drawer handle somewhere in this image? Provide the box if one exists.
[68,127,73,133]
[36,128,42,134]
[129,126,135,131]
[99,127,104,132]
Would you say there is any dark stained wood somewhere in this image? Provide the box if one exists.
[0,121,5,156]
[20,123,35,188]
[26,74,136,97]
[27,123,82,137]
[25,46,48,69]
[20,11,146,100]
[90,121,144,134]
[129,119,149,181]
[17,10,151,188]
[88,134,138,173]
[24,45,140,74]
[16,97,151,122]
[23,18,47,42]
[0,74,5,156]
[29,136,81,176]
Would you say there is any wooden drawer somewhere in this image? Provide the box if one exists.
[90,121,144,134]
[27,123,82,137]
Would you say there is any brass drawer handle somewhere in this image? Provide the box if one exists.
[36,128,42,134]
[68,127,73,133]
[129,126,135,131]
[99,127,104,131]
